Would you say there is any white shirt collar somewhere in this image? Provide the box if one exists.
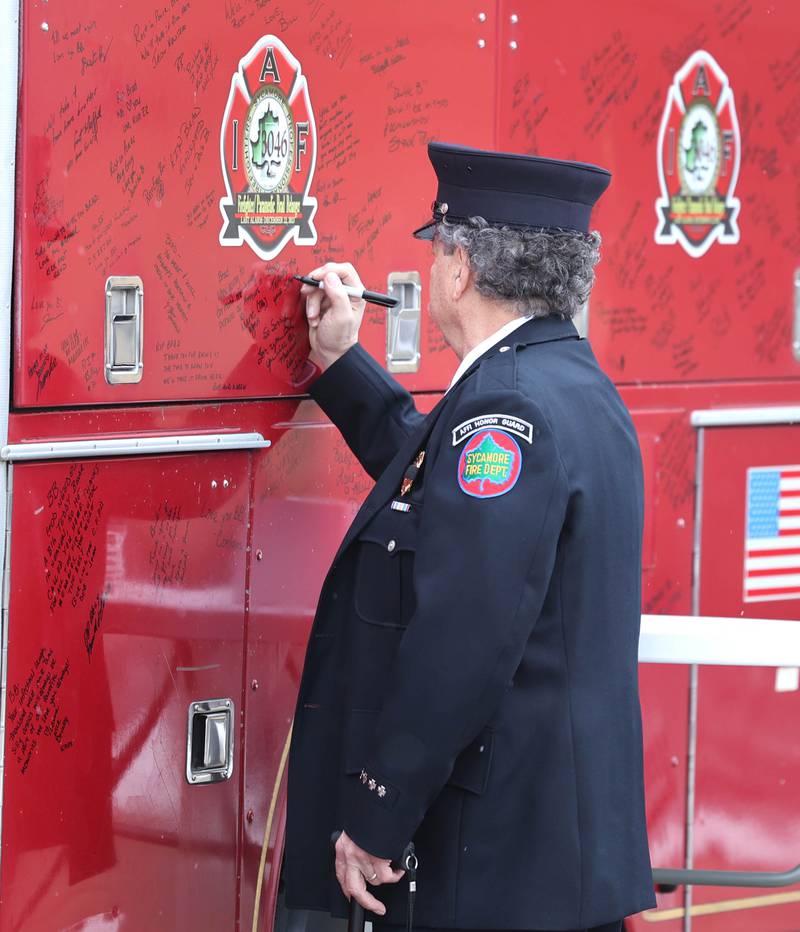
[447,316,532,392]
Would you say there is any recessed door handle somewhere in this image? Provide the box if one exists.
[186,698,234,784]
[105,275,144,384]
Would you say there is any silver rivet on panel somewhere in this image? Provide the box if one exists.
[387,539,396,552]
[477,38,486,49]
[499,345,510,353]
[41,21,49,31]
[211,480,217,488]
[256,549,263,561]
[510,13,519,23]
[223,478,229,488]
[509,40,518,50]
[251,679,259,690]
[477,11,487,22]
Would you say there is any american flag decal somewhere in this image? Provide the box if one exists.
[744,466,800,602]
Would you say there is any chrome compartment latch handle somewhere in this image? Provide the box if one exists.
[105,275,144,384]
[386,271,421,373]
[186,698,234,784]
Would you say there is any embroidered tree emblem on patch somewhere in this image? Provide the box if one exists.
[458,429,522,499]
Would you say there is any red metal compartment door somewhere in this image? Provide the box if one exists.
[630,408,696,931]
[691,424,800,930]
[495,0,800,386]
[0,452,250,931]
[16,1,497,408]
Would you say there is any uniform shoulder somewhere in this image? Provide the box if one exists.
[473,345,520,394]
[443,374,567,489]
[447,364,555,446]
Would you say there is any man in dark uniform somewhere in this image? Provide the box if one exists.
[284,142,655,932]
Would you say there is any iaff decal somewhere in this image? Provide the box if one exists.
[219,37,317,259]
[655,50,741,258]
[458,430,522,499]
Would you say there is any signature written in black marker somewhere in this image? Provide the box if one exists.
[28,345,58,401]
[42,311,65,330]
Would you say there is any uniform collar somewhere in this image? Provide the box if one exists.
[448,314,579,392]
[448,315,533,391]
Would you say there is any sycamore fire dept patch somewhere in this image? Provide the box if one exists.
[655,49,741,258]
[458,429,522,499]
[219,36,317,259]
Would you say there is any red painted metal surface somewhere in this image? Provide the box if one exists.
[625,411,800,930]
[686,427,800,930]
[1,452,251,930]
[631,408,696,931]
[14,0,492,408]
[496,0,799,386]
[6,0,800,930]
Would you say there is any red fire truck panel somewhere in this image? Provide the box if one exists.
[495,0,800,386]
[4,1,800,931]
[15,1,497,407]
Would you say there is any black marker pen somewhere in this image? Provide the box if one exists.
[293,274,398,309]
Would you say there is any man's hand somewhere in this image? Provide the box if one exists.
[334,830,405,916]
[301,262,366,371]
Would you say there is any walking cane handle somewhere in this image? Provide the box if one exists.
[348,900,366,932]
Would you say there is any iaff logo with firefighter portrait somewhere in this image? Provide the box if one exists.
[219,37,317,259]
[655,50,741,258]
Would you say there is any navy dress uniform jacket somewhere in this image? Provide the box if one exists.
[284,315,656,930]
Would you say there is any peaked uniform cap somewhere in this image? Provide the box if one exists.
[413,141,612,239]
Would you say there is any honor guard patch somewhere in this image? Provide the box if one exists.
[452,414,534,446]
[458,429,522,499]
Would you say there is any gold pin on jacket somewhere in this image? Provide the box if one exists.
[400,450,425,496]
[391,450,425,512]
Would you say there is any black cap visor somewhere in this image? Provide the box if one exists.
[412,220,438,240]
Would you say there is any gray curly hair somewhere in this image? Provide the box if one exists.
[435,217,602,319]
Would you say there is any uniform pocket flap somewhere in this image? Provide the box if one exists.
[355,508,419,628]
[357,504,420,554]
[357,530,414,552]
[446,730,494,795]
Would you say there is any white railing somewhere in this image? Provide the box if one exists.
[639,614,800,667]
[639,613,800,893]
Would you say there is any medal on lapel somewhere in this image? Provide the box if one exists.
[391,450,425,512]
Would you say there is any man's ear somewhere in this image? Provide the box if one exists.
[452,246,472,300]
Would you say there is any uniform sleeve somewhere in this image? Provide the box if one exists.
[342,388,569,859]
[310,343,425,480]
